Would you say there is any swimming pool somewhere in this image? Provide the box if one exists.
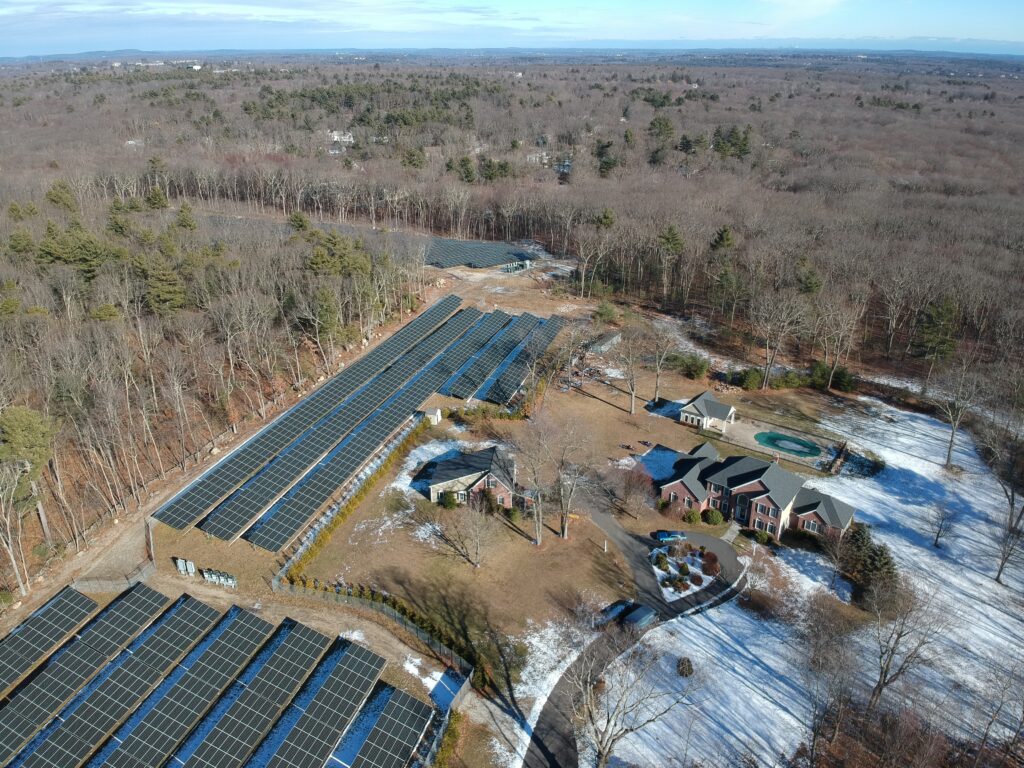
[754,431,821,458]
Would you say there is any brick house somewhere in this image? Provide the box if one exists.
[425,447,516,509]
[639,443,854,539]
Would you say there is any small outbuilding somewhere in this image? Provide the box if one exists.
[678,391,736,433]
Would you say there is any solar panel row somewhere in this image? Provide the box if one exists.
[425,238,531,269]
[244,308,491,552]
[199,308,483,542]
[0,585,170,766]
[155,295,461,530]
[484,316,565,405]
[19,597,222,768]
[448,313,540,400]
[100,608,275,768]
[439,311,513,393]
[182,623,332,768]
[0,588,98,698]
[349,689,434,768]
[266,643,386,768]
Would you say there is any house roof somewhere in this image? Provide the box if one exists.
[426,447,515,491]
[702,456,804,510]
[681,391,734,422]
[792,487,855,530]
[638,443,720,502]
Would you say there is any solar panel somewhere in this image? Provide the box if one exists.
[447,313,540,400]
[484,316,565,405]
[265,643,386,768]
[199,308,483,542]
[154,296,461,530]
[0,585,170,766]
[19,598,221,768]
[99,609,274,768]
[244,308,499,552]
[349,689,434,768]
[426,238,533,269]
[0,588,98,697]
[181,623,331,768]
[439,311,512,393]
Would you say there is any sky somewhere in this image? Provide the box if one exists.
[1,0,1022,58]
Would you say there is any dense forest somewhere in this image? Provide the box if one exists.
[0,51,1022,599]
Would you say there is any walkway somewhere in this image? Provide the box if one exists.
[523,514,746,768]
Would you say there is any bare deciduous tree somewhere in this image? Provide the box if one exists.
[568,636,700,768]
[410,494,498,568]
[749,291,806,390]
[933,353,983,470]
[864,574,951,715]
[0,462,29,597]
[615,323,646,415]
[927,504,956,548]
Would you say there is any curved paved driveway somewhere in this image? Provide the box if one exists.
[522,514,745,768]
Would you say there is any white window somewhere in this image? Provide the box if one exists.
[457,491,467,502]
[669,491,678,502]
[711,499,720,510]
[755,519,765,531]
[805,520,819,533]
[497,496,505,506]
[486,476,496,489]
[685,497,693,509]
[769,507,779,518]
[768,523,777,535]
[756,502,766,515]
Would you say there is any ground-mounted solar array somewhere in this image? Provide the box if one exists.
[425,238,535,269]
[151,294,563,553]
[447,313,540,400]
[0,588,98,698]
[154,295,461,531]
[0,584,438,768]
[483,316,566,405]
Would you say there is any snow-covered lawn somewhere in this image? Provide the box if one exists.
[651,547,715,603]
[489,620,596,768]
[608,396,1024,767]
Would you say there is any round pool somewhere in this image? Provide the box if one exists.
[754,431,821,458]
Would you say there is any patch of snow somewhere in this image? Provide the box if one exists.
[602,367,625,380]
[489,620,597,768]
[339,629,365,642]
[772,547,853,603]
[610,601,809,767]
[403,654,464,710]
[387,438,496,499]
[610,456,636,469]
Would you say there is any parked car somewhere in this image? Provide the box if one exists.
[595,599,633,627]
[652,530,687,543]
[619,603,659,631]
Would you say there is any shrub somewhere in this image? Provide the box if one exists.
[594,300,618,324]
[677,657,695,677]
[654,552,670,572]
[691,573,704,586]
[704,559,721,577]
[809,360,856,392]
[666,352,711,380]
[434,710,463,768]
[676,580,691,591]
[678,561,690,576]
[684,507,701,525]
[0,590,13,607]
[704,508,724,525]
[441,490,458,509]
[733,367,764,390]
[754,530,772,546]
[770,370,809,389]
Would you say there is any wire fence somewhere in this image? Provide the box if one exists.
[73,560,155,594]
[273,581,475,681]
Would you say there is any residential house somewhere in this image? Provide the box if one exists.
[678,391,736,432]
[425,447,516,509]
[638,443,854,539]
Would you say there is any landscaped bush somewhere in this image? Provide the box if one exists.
[441,490,458,509]
[809,360,856,392]
[654,552,670,571]
[684,507,701,525]
[691,573,704,586]
[770,370,810,389]
[705,508,724,525]
[704,559,721,577]
[678,561,690,576]
[677,657,695,677]
[754,530,772,545]
[676,580,691,591]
